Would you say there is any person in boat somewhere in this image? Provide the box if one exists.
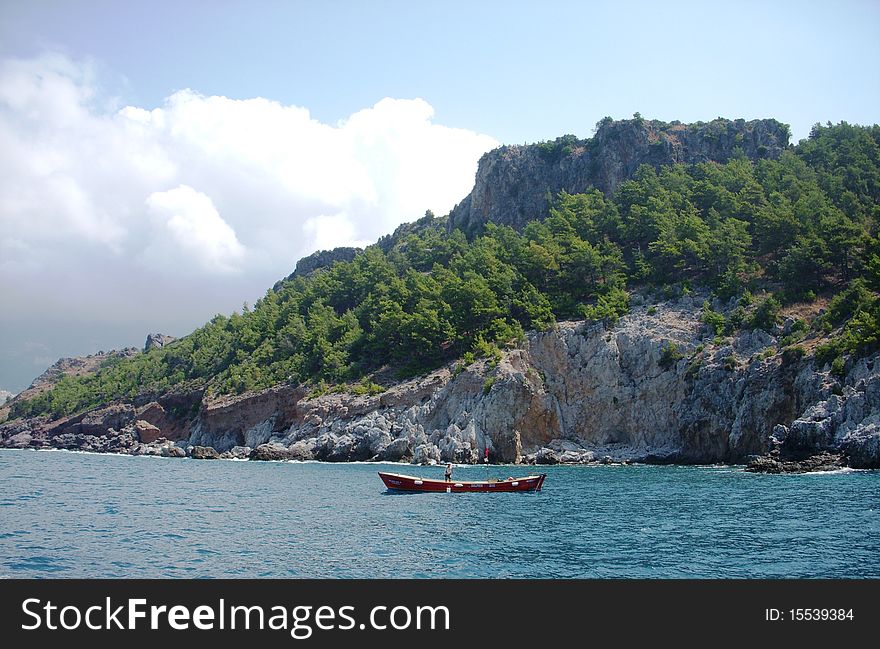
[444,463,453,482]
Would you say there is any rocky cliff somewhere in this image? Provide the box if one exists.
[144,333,176,352]
[4,295,877,469]
[448,117,791,235]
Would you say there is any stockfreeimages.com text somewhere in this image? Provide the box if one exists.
[21,597,450,639]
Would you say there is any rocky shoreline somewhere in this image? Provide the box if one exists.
[0,442,862,476]
[745,449,848,474]
[3,295,878,475]
[0,418,642,466]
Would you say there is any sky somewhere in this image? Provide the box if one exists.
[0,0,878,392]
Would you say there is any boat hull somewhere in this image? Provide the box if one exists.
[379,471,546,493]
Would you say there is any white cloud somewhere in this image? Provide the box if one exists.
[144,185,246,274]
[302,213,373,252]
[0,52,498,335]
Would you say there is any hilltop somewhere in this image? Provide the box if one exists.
[448,116,791,234]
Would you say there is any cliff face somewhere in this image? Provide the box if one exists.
[244,296,853,466]
[5,296,877,468]
[448,117,790,235]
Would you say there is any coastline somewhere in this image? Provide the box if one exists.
[4,302,879,476]
[3,445,866,475]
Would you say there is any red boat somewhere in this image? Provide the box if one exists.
[379,471,546,493]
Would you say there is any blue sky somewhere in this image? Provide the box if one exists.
[4,0,879,144]
[0,0,878,392]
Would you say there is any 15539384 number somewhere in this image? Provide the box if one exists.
[789,609,854,621]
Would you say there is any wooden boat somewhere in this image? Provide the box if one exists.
[379,471,546,493]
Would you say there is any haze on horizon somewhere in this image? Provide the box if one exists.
[1,0,878,392]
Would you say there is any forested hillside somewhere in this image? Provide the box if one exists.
[10,121,879,421]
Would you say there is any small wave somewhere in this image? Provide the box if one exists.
[259,459,529,468]
[5,556,67,573]
[799,467,865,476]
[3,447,188,461]
[40,448,142,460]
[110,560,134,569]
[746,466,868,477]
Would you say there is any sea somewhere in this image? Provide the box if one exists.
[1,449,878,578]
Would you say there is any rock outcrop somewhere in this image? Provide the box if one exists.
[271,247,364,291]
[190,445,221,460]
[293,247,361,276]
[272,247,363,290]
[758,359,880,470]
[448,117,790,235]
[746,449,846,474]
[144,333,177,352]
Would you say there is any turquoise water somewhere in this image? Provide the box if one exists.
[1,449,878,578]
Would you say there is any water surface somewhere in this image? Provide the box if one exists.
[1,450,877,578]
